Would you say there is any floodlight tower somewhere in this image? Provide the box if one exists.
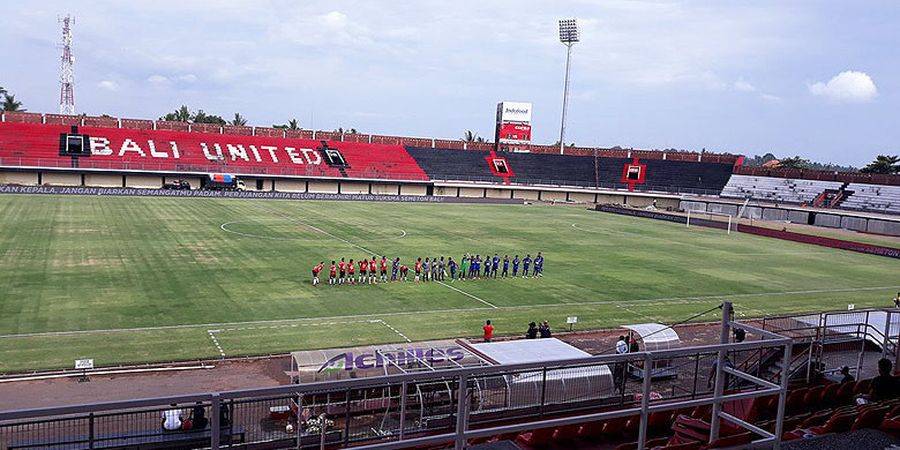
[557,18,579,154]
[58,14,75,115]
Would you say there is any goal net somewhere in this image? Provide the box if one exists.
[686,209,735,234]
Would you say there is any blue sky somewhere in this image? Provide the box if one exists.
[1,1,897,166]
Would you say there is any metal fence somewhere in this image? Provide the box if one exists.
[0,303,791,450]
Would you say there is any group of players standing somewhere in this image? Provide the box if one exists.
[311,252,544,286]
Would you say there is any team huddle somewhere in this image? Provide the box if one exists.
[311,253,544,286]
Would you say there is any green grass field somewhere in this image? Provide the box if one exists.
[1,194,898,373]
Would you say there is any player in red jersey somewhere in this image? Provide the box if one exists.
[400,264,408,282]
[369,257,377,284]
[347,259,356,285]
[311,261,324,286]
[414,257,422,283]
[359,258,368,284]
[328,261,337,285]
[338,258,346,285]
[380,257,388,283]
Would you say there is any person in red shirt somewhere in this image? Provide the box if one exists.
[380,257,388,283]
[414,258,422,283]
[483,320,494,343]
[369,257,377,284]
[338,258,346,285]
[400,264,408,282]
[359,258,368,284]
[328,261,337,286]
[311,261,324,286]
[347,259,355,285]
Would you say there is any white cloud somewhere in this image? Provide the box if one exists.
[808,70,877,103]
[734,79,756,92]
[97,80,119,91]
[147,75,169,85]
[761,93,782,103]
[177,74,198,83]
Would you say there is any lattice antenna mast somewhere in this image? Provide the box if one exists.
[59,14,76,115]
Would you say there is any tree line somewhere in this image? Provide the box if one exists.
[743,152,899,175]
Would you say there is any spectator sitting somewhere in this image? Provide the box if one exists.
[840,366,854,384]
[866,358,900,402]
[525,322,538,339]
[162,404,182,431]
[191,403,208,429]
[538,321,552,338]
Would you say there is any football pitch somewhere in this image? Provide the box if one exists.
[0,194,898,373]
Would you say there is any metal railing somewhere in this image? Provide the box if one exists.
[0,303,790,450]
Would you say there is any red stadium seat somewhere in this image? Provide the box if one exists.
[515,427,555,448]
[706,431,752,449]
[851,406,889,431]
[836,381,857,405]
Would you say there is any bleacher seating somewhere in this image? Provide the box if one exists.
[840,183,900,215]
[0,122,429,181]
[406,147,734,194]
[721,174,843,204]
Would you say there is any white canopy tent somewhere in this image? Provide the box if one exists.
[622,323,682,379]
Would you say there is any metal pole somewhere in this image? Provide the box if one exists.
[210,394,220,450]
[454,375,469,450]
[710,302,731,442]
[773,340,793,450]
[399,382,408,440]
[637,354,653,450]
[559,43,573,155]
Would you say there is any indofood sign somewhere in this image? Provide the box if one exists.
[318,346,465,373]
[497,101,533,123]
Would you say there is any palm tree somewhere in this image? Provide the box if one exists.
[861,155,900,174]
[230,113,247,126]
[273,119,300,130]
[161,105,192,122]
[2,94,25,112]
[0,86,6,96]
[463,130,479,142]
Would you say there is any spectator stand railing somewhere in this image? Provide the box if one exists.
[0,302,791,450]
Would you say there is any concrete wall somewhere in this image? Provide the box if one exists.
[867,219,900,236]
[340,181,369,194]
[0,171,39,185]
[787,210,809,224]
[744,206,763,220]
[433,186,457,197]
[656,197,681,209]
[85,174,123,188]
[514,190,541,201]
[125,175,163,189]
[42,172,81,186]
[274,179,306,192]
[540,190,567,201]
[680,200,706,212]
[307,180,339,194]
[485,188,512,199]
[814,213,842,228]
[399,184,427,196]
[458,187,483,198]
[841,216,868,232]
[598,194,626,204]
[625,196,654,207]
[762,208,789,221]
[371,183,400,195]
[568,192,595,203]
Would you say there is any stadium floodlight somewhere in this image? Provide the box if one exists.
[557,18,579,154]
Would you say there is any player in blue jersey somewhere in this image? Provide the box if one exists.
[522,254,531,278]
[512,255,520,277]
[491,254,500,278]
[533,252,543,277]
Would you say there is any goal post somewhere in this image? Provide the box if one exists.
[686,209,735,235]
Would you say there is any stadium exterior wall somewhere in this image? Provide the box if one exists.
[679,199,900,237]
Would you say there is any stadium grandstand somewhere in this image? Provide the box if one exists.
[3,4,900,450]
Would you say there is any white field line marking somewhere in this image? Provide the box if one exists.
[436,281,498,308]
[616,304,659,322]
[2,285,897,339]
[207,330,226,358]
[378,320,412,343]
